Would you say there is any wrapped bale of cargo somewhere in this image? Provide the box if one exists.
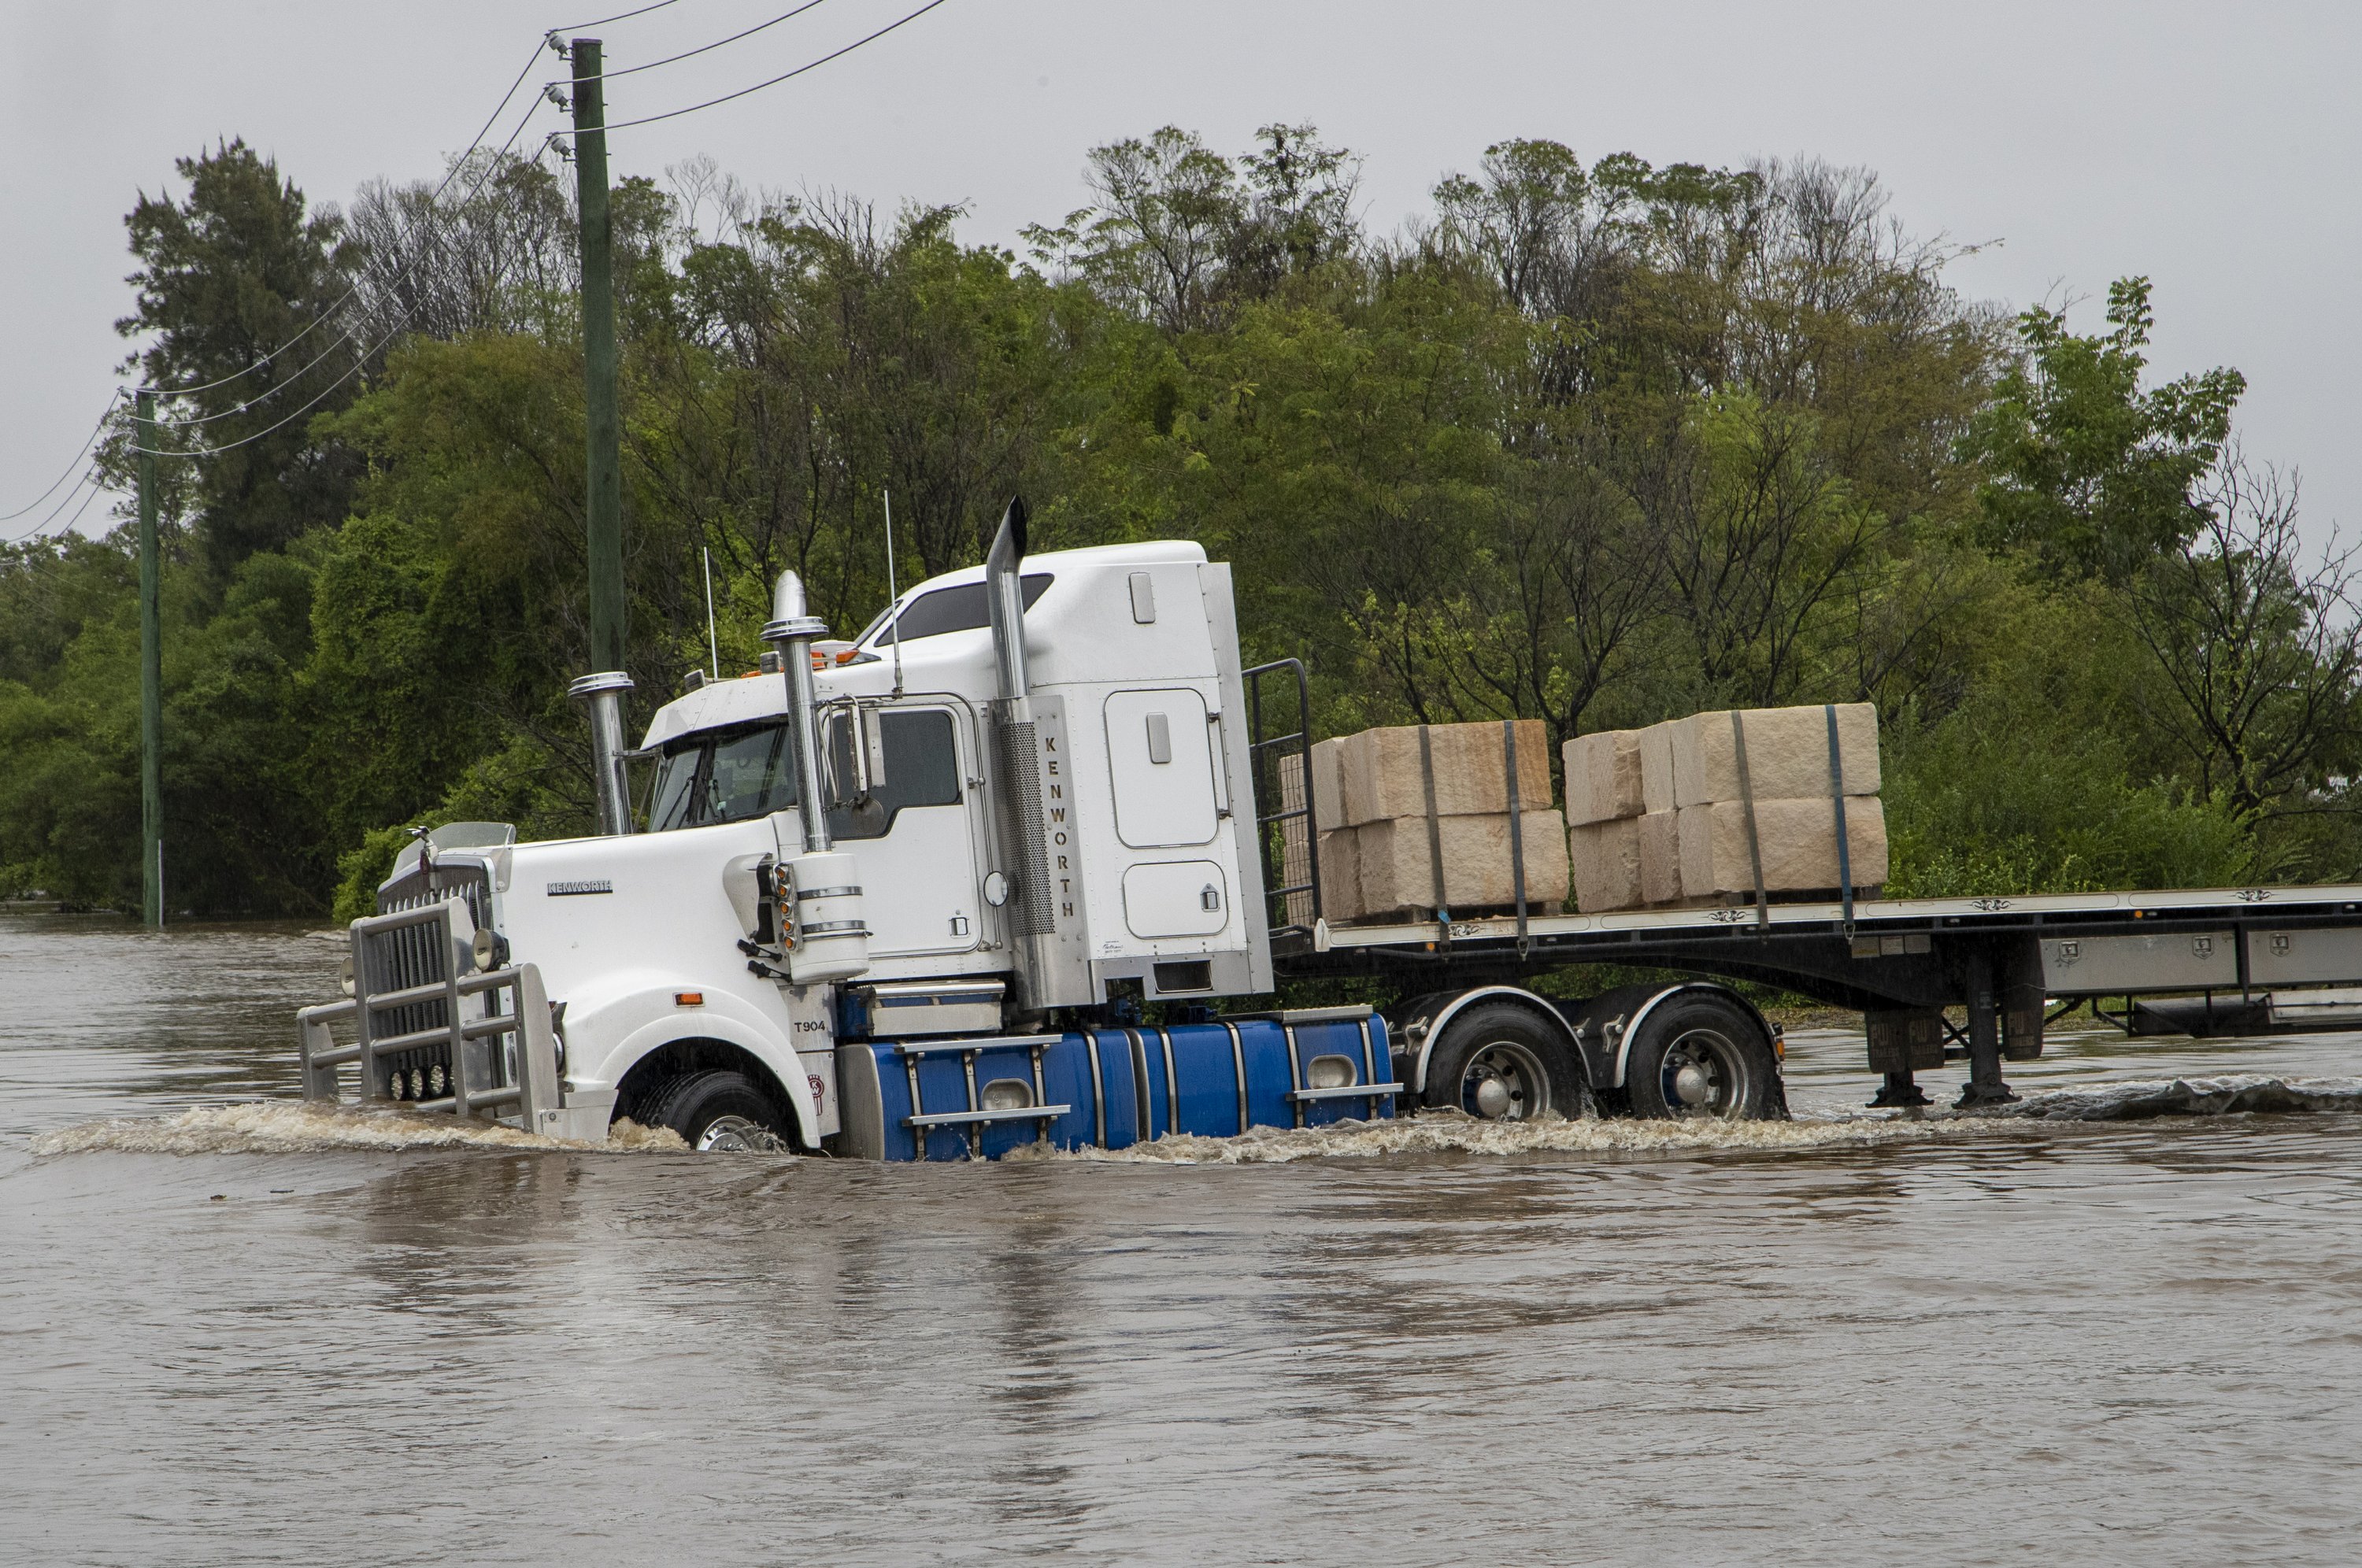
[1275,740,1362,923]
[1638,810,1684,907]
[1562,729,1644,827]
[1668,703,1879,807]
[1353,812,1569,917]
[1639,724,1681,815]
[1314,719,1567,922]
[1309,738,1348,833]
[1568,815,1644,913]
[1334,719,1553,823]
[1621,701,1885,907]
[1675,796,1889,900]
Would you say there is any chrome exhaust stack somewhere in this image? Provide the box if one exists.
[761,570,869,984]
[567,671,636,836]
[983,498,1095,1011]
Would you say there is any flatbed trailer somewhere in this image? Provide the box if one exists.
[1268,884,2362,1109]
[1237,655,2362,1111]
[291,508,2362,1152]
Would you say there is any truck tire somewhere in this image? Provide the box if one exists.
[648,1069,793,1152]
[1623,993,1778,1120]
[1420,1002,1583,1121]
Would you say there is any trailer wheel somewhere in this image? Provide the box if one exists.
[1623,994,1777,1120]
[1422,1003,1581,1121]
[648,1069,793,1152]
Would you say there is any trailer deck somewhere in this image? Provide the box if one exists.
[1272,883,2362,1108]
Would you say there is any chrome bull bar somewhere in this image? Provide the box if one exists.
[296,898,567,1133]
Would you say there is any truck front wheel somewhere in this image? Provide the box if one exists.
[1420,1002,1583,1121]
[648,1069,794,1152]
[1623,994,1778,1120]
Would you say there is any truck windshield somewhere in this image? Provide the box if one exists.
[649,709,961,835]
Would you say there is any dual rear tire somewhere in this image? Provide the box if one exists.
[1417,1002,1585,1122]
[1620,993,1780,1120]
[1415,990,1782,1122]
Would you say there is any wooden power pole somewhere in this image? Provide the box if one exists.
[136,389,162,926]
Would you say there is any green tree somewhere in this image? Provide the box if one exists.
[1967,276,2245,581]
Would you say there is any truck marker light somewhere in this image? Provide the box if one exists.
[676,991,705,1007]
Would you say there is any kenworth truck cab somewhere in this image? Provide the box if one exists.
[296,502,1795,1155]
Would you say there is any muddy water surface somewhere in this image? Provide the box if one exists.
[4,911,2359,1566]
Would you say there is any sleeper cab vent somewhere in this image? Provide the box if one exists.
[1153,960,1212,993]
[852,978,1005,1039]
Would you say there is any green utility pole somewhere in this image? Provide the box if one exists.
[135,389,162,927]
[569,35,624,674]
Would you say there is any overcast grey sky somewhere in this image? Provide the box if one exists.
[5,0,2357,543]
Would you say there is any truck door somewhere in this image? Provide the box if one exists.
[824,702,982,958]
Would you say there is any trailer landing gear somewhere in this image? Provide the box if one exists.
[1954,949,2020,1110]
[1871,1071,1931,1109]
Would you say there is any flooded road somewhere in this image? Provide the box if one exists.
[4,912,2359,1566]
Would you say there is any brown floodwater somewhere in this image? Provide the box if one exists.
[4,910,2359,1566]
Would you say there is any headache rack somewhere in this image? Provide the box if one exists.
[296,897,566,1133]
[1245,657,1323,943]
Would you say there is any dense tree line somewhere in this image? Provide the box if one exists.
[5,129,2359,919]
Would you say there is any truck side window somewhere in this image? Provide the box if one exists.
[827,708,962,841]
[646,709,960,834]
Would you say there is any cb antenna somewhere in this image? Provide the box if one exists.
[701,545,720,679]
[883,490,905,697]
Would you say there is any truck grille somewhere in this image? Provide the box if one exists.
[367,860,496,1100]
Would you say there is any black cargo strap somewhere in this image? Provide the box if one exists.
[1419,724,1449,944]
[1503,719,1529,956]
[1826,703,1855,937]
[1730,710,1768,931]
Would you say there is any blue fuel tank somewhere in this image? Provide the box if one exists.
[834,1008,1397,1161]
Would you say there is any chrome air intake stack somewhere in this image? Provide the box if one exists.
[567,671,636,835]
[983,498,1095,1011]
[761,570,870,985]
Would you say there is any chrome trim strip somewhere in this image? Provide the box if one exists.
[905,1104,1072,1128]
[1357,1014,1392,1117]
[893,1033,1062,1059]
[1158,1026,1180,1135]
[901,1050,928,1160]
[1127,1029,1153,1141]
[1084,1028,1107,1148]
[1288,1082,1405,1103]
[1225,1021,1248,1133]
[1281,1022,1305,1128]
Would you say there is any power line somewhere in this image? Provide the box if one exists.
[599,0,831,80]
[6,457,116,545]
[156,42,553,405]
[559,0,687,26]
[9,7,690,525]
[150,1,684,426]
[0,392,123,521]
[559,0,950,139]
[133,87,555,458]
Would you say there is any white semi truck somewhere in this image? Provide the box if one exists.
[297,502,2362,1156]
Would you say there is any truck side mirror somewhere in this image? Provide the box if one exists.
[822,701,890,809]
